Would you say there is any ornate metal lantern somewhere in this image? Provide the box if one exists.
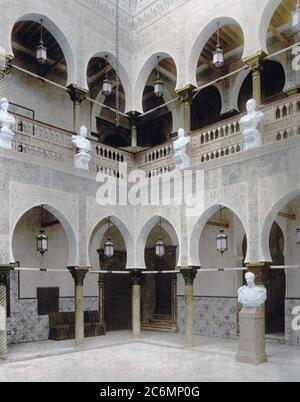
[154,56,164,98]
[217,230,228,256]
[156,217,166,258]
[213,23,224,68]
[216,207,228,256]
[36,19,48,65]
[102,55,112,97]
[36,206,48,256]
[104,217,114,258]
[36,229,48,256]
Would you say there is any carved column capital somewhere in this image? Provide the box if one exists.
[127,111,141,126]
[243,51,266,72]
[180,266,199,286]
[176,84,196,103]
[67,84,88,103]
[129,269,144,286]
[0,53,13,75]
[246,262,270,287]
[0,265,14,286]
[68,267,89,286]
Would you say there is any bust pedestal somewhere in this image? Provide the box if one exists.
[0,126,14,150]
[74,152,91,171]
[236,306,268,365]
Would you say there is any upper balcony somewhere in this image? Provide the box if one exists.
[136,94,300,176]
[5,93,300,177]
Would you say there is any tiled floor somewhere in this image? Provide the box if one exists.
[0,331,299,382]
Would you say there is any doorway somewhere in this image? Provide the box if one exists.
[100,251,132,331]
[265,222,286,335]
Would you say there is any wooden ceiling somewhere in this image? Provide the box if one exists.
[197,24,244,73]
[11,1,298,90]
[12,21,66,74]
[268,0,298,47]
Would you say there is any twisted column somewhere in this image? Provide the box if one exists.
[128,111,141,148]
[176,85,196,134]
[98,273,106,331]
[0,266,13,360]
[0,53,11,99]
[130,270,143,340]
[68,267,88,348]
[0,71,5,99]
[67,85,87,134]
[243,51,266,107]
[180,267,198,348]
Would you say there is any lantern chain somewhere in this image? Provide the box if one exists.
[115,0,120,127]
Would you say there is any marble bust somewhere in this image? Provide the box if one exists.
[238,272,267,308]
[72,125,92,170]
[173,128,191,170]
[0,97,15,150]
[240,99,264,151]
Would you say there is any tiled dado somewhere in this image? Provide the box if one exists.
[177,296,238,340]
[7,271,98,345]
[285,299,300,346]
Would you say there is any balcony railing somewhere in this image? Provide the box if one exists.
[12,114,134,176]
[4,94,299,176]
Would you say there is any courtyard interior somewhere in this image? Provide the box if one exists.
[0,331,299,382]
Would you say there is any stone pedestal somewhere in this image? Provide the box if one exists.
[236,306,268,365]
[74,152,91,171]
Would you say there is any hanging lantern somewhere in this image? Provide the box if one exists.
[216,206,228,256]
[154,56,164,98]
[156,238,166,258]
[296,227,300,245]
[104,237,114,258]
[36,229,48,257]
[213,23,224,68]
[102,79,113,97]
[36,206,48,256]
[217,230,228,256]
[36,19,48,65]
[156,217,166,257]
[154,79,164,98]
[293,2,300,30]
[104,217,114,258]
[102,56,112,97]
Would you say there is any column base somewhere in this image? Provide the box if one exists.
[236,307,268,365]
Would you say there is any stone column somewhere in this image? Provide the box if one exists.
[128,111,140,148]
[0,266,13,360]
[130,270,143,340]
[171,274,178,330]
[67,85,87,134]
[176,85,196,134]
[180,267,198,348]
[98,272,106,332]
[243,51,266,107]
[0,53,11,99]
[68,267,88,348]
